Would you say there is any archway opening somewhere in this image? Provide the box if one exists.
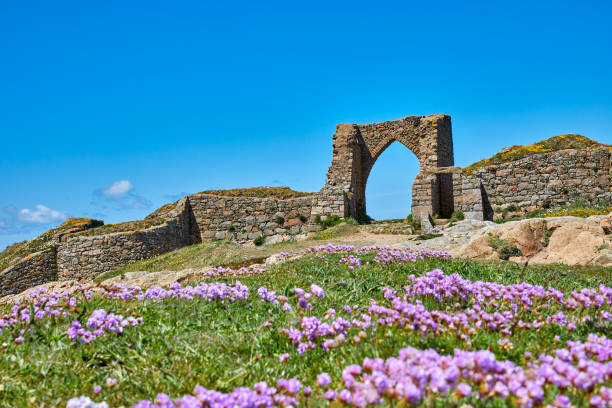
[364,141,420,221]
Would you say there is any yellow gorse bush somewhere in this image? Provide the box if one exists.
[463,134,599,175]
[545,207,612,218]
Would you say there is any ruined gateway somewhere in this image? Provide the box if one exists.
[1,114,610,295]
[314,114,483,223]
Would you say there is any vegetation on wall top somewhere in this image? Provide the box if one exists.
[0,218,101,272]
[78,218,166,237]
[146,200,181,220]
[199,186,315,200]
[463,134,605,174]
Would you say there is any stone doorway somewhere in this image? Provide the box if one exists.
[363,141,419,220]
[314,114,455,221]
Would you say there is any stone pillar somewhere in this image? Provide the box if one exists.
[313,123,362,218]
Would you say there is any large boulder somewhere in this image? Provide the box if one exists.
[450,216,612,267]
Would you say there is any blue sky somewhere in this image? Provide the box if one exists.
[1,0,611,250]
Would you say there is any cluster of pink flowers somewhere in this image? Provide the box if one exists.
[278,270,611,357]
[321,335,612,407]
[0,287,89,346]
[131,379,307,408]
[67,309,142,344]
[404,269,612,313]
[94,335,612,408]
[282,313,372,355]
[371,274,609,341]
[256,287,279,305]
[373,247,450,266]
[81,281,249,344]
[304,244,356,255]
[337,246,451,269]
[6,244,605,408]
[202,266,266,280]
[1,280,252,347]
[104,281,249,303]
[339,255,362,270]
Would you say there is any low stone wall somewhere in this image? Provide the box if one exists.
[470,146,611,210]
[57,198,191,281]
[188,193,316,243]
[310,187,347,219]
[0,248,56,296]
[452,172,488,220]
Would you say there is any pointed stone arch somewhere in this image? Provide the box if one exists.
[361,139,420,217]
[314,114,456,221]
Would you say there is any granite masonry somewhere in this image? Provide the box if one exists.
[465,145,612,212]
[313,115,456,222]
[57,198,191,281]
[0,248,57,297]
[2,114,611,296]
[184,193,316,244]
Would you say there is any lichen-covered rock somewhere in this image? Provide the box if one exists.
[450,216,612,267]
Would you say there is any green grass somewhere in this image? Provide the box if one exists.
[488,234,523,260]
[448,210,465,223]
[95,240,263,281]
[1,253,610,407]
[311,222,360,240]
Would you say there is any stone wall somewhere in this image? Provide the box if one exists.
[187,193,316,244]
[3,115,610,298]
[469,145,612,211]
[452,171,488,220]
[56,198,191,281]
[0,248,56,296]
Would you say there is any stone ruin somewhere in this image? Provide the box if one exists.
[1,114,610,296]
[313,114,611,224]
[313,114,485,224]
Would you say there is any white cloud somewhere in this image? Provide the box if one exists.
[17,205,67,224]
[101,180,134,199]
[93,180,151,210]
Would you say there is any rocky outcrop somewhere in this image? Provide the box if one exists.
[449,215,612,266]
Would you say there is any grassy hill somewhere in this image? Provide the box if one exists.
[0,245,610,407]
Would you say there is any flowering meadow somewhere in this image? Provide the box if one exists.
[0,245,611,407]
